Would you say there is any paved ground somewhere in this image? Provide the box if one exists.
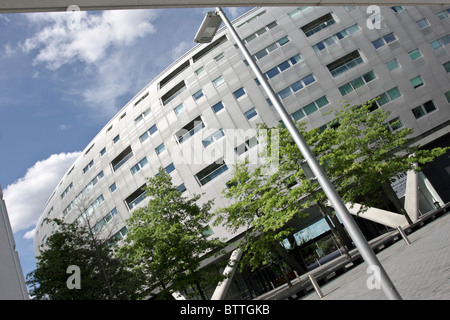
[257,209,450,300]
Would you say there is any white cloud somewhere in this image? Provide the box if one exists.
[21,10,157,70]
[3,152,81,237]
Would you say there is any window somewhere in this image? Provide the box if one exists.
[195,160,229,186]
[195,66,205,75]
[292,96,329,120]
[233,87,246,100]
[176,183,186,193]
[83,160,94,174]
[214,52,225,62]
[372,33,397,49]
[437,8,450,20]
[277,74,317,99]
[235,137,258,156]
[113,135,120,144]
[61,183,73,199]
[388,117,403,131]
[312,24,360,52]
[125,184,147,210]
[202,129,225,147]
[93,208,118,234]
[416,18,430,29]
[265,54,303,79]
[162,81,186,106]
[130,157,148,175]
[443,61,450,72]
[244,107,258,120]
[193,89,204,101]
[408,49,422,61]
[212,75,225,87]
[391,6,404,13]
[100,147,106,156]
[410,76,424,88]
[134,107,151,124]
[175,116,205,144]
[192,36,227,63]
[212,101,225,113]
[412,100,436,119]
[139,124,158,142]
[376,87,402,107]
[156,163,176,176]
[155,143,166,155]
[430,35,450,50]
[327,50,363,77]
[301,13,336,37]
[244,21,278,44]
[253,36,290,60]
[338,71,376,96]
[111,146,133,172]
[287,7,311,19]
[445,91,450,103]
[109,183,117,193]
[386,59,399,71]
[159,60,189,89]
[291,109,305,121]
[134,92,149,107]
[174,103,185,115]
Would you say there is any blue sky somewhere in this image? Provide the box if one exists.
[0,7,250,289]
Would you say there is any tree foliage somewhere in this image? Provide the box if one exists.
[118,170,226,300]
[26,218,142,300]
[216,99,447,272]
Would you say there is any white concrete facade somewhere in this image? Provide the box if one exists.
[0,186,28,300]
[34,6,449,262]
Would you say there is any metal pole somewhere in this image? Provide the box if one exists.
[308,275,324,299]
[215,7,402,300]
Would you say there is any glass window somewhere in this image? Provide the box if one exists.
[193,89,204,100]
[372,38,385,49]
[212,75,225,87]
[350,77,365,89]
[195,66,205,75]
[109,183,116,192]
[387,87,401,100]
[278,87,292,100]
[316,96,329,108]
[408,49,422,60]
[339,83,353,96]
[278,60,290,71]
[416,19,430,29]
[443,61,450,72]
[278,36,290,46]
[212,101,224,113]
[291,80,304,92]
[302,74,316,86]
[254,49,268,60]
[303,102,318,115]
[165,163,175,174]
[214,53,225,62]
[155,143,166,155]
[389,117,403,130]
[362,71,376,82]
[423,100,436,113]
[347,24,360,34]
[412,106,426,119]
[266,67,280,79]
[384,33,397,44]
[430,39,443,50]
[377,93,390,106]
[290,54,302,65]
[410,76,424,88]
[244,107,258,120]
[291,109,305,121]
[100,147,106,156]
[391,6,404,13]
[233,87,246,99]
[445,91,450,103]
[113,135,120,144]
[174,103,184,115]
[386,59,399,71]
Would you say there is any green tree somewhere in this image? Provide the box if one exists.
[26,218,141,300]
[118,169,226,300]
[216,99,447,275]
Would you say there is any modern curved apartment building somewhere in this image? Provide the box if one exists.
[35,6,450,299]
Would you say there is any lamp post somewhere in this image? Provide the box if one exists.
[195,7,402,300]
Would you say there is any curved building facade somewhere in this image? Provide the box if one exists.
[35,6,450,297]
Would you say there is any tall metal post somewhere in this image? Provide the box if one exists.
[215,7,402,300]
